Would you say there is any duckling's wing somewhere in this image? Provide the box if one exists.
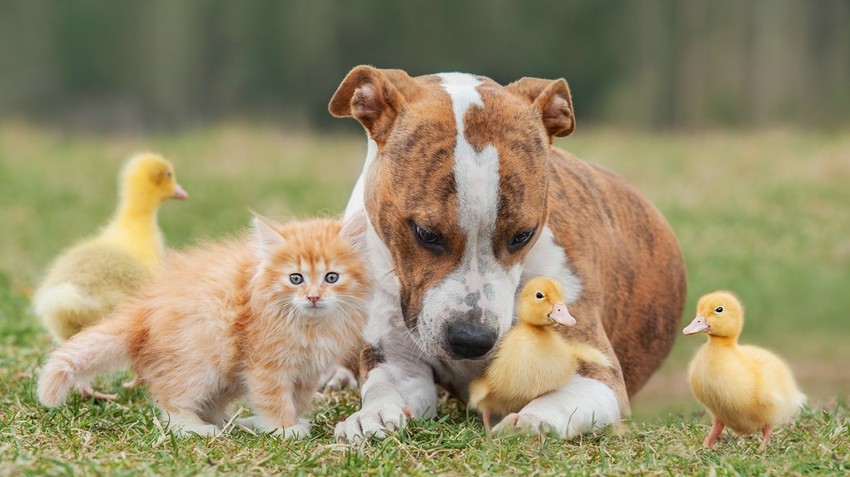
[487,329,576,402]
[568,342,612,368]
[740,344,806,420]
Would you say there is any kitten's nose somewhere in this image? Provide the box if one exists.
[308,295,320,304]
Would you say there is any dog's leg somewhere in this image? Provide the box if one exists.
[491,375,621,438]
[334,359,437,443]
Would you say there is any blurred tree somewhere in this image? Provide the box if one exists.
[0,0,847,131]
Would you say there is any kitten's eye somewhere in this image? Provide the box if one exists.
[509,228,536,252]
[289,273,304,285]
[324,272,339,284]
[715,306,724,314]
[535,291,545,300]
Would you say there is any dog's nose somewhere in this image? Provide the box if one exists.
[445,321,497,359]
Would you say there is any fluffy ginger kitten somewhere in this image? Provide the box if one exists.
[38,213,372,438]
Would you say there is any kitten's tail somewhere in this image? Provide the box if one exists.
[37,314,134,407]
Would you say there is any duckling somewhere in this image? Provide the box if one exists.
[33,153,187,343]
[469,276,611,433]
[684,290,806,451]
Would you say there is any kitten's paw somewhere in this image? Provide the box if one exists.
[319,365,358,392]
[272,420,311,440]
[237,416,311,439]
[234,416,260,430]
[492,412,560,437]
[172,423,221,437]
[334,405,414,443]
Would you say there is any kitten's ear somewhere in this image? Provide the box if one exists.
[340,211,369,253]
[251,214,285,260]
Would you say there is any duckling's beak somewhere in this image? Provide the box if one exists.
[171,182,189,200]
[683,315,709,335]
[548,303,576,326]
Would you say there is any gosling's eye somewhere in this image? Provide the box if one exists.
[715,306,724,314]
[535,291,545,300]
[411,222,445,253]
[509,228,536,252]
[289,273,304,285]
[324,272,339,284]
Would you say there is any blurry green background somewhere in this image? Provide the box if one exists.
[2,0,849,131]
[1,0,848,416]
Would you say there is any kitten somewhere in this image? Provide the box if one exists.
[37,213,372,438]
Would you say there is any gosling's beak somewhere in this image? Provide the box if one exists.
[548,303,576,326]
[683,315,710,335]
[171,182,188,200]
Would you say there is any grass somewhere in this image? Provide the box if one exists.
[1,121,849,475]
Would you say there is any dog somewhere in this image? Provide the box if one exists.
[329,66,687,441]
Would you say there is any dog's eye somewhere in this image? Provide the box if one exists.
[535,292,544,300]
[715,306,724,314]
[509,228,536,252]
[289,273,304,285]
[411,222,446,253]
[324,272,339,284]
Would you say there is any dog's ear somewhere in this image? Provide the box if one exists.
[505,77,575,138]
[329,65,420,144]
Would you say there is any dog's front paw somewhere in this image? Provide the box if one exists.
[491,412,562,438]
[319,365,358,392]
[334,405,414,443]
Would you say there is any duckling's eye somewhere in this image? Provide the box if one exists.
[289,273,304,285]
[324,272,339,284]
[715,306,724,314]
[165,171,172,178]
[535,292,544,300]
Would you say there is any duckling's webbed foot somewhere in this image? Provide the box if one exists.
[703,418,725,449]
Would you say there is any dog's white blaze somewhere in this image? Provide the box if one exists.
[437,73,498,238]
[413,74,520,352]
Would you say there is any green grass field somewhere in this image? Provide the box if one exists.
[1,122,848,475]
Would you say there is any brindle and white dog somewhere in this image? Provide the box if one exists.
[329,66,687,441]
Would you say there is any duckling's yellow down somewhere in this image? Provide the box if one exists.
[684,290,805,450]
[33,153,187,341]
[469,277,611,432]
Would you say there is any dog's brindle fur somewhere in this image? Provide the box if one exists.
[330,66,687,440]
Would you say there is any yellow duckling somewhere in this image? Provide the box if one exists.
[684,290,806,451]
[33,153,187,344]
[469,276,611,433]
